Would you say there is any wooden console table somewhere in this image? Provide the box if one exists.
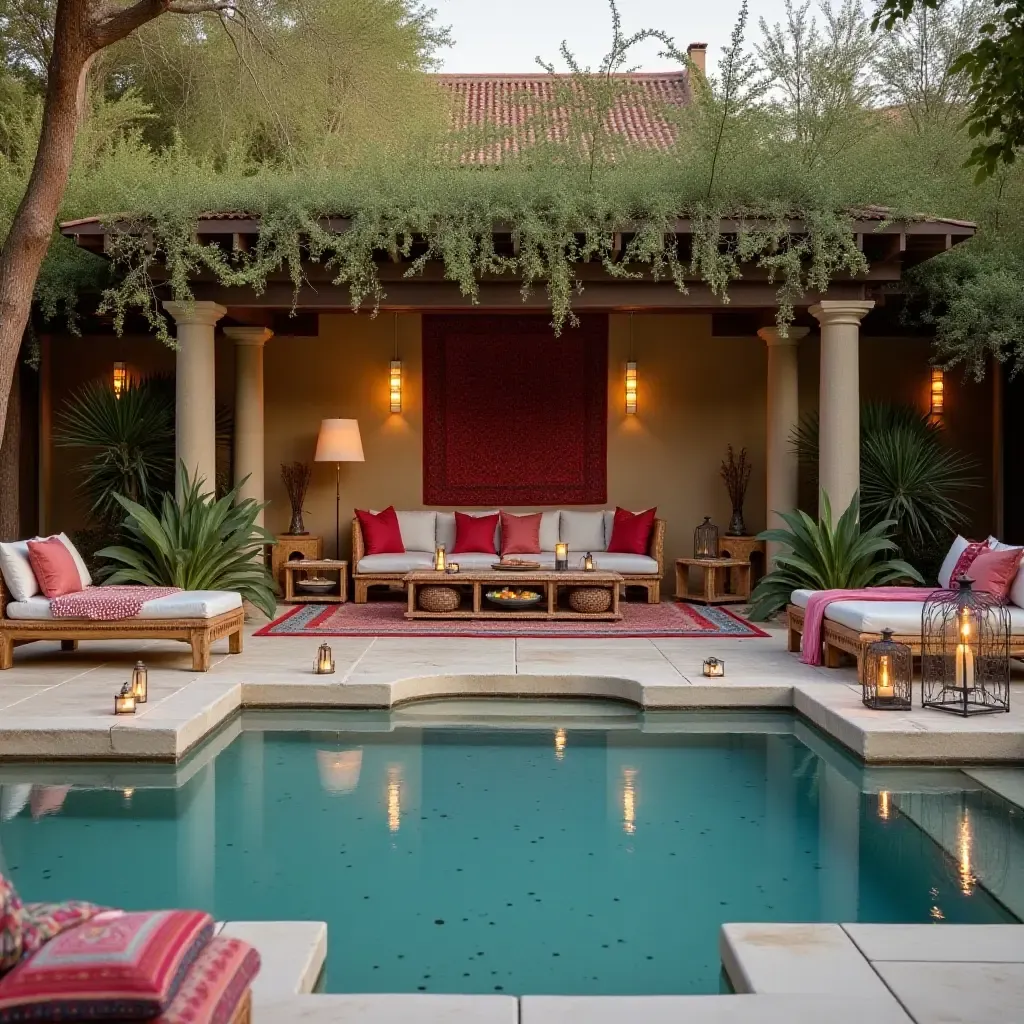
[402,569,623,620]
[675,557,751,605]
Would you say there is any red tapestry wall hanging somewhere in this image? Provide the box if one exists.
[422,314,608,506]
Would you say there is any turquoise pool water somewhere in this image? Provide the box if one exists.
[0,704,1020,995]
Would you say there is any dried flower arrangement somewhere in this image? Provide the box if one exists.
[721,445,752,536]
[281,461,312,535]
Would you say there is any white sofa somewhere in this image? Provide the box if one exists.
[351,509,665,604]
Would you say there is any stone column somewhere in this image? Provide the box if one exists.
[758,326,808,565]
[224,326,272,524]
[809,301,874,518]
[164,301,227,498]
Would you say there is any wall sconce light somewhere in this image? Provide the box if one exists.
[930,367,944,417]
[113,361,127,399]
[389,315,402,413]
[625,313,638,415]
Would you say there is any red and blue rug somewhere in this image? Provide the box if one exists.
[254,600,770,639]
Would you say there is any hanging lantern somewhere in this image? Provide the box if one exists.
[694,517,719,559]
[434,545,447,572]
[555,542,569,571]
[314,643,336,675]
[130,661,148,704]
[702,657,725,677]
[862,629,912,710]
[930,367,944,417]
[113,362,127,399]
[922,578,1010,716]
[114,683,136,715]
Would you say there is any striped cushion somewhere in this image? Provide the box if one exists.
[0,909,214,1021]
[155,938,260,1024]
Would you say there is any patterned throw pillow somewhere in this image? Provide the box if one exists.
[154,937,260,1024]
[948,540,989,587]
[0,909,214,1022]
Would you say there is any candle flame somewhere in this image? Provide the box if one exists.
[386,765,402,833]
[554,729,566,761]
[622,767,637,835]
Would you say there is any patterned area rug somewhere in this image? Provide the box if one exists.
[254,600,770,639]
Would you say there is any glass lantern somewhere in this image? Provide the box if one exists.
[130,660,148,703]
[114,683,136,715]
[314,643,336,675]
[555,543,569,571]
[434,545,446,572]
[921,578,1010,716]
[862,629,912,710]
[702,657,725,677]
[581,552,596,572]
[694,517,719,559]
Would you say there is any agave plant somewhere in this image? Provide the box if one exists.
[747,490,924,621]
[97,464,277,618]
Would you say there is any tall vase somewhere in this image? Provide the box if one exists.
[727,507,746,537]
[287,509,307,535]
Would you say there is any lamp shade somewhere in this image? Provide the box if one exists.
[315,419,365,463]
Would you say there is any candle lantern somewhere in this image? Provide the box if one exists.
[114,683,136,715]
[694,516,719,559]
[314,642,336,675]
[434,545,447,572]
[130,660,148,703]
[582,552,596,572]
[862,629,912,710]
[555,542,569,571]
[445,562,460,574]
[922,578,1010,716]
[702,657,725,678]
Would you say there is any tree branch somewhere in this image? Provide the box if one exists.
[90,0,241,51]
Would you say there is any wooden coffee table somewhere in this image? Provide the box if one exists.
[402,569,624,620]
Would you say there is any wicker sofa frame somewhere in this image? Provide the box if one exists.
[787,601,1024,683]
[352,517,667,605]
[0,575,245,672]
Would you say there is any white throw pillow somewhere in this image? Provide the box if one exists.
[937,535,970,589]
[559,511,606,552]
[0,540,39,602]
[58,533,93,589]
[988,535,1016,552]
[395,511,437,553]
[538,511,560,552]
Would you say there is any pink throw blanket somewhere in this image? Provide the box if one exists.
[50,586,181,621]
[800,587,938,666]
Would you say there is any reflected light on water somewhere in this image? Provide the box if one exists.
[878,790,890,821]
[122,787,134,805]
[387,765,402,833]
[622,767,637,835]
[554,729,566,761]
[317,749,363,795]
[958,809,976,896]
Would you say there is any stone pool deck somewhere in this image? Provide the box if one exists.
[1,612,1024,763]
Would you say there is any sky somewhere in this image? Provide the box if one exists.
[434,0,797,75]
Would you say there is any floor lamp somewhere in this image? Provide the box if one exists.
[314,419,365,559]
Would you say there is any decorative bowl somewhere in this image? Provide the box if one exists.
[485,588,543,609]
[296,577,337,594]
[491,560,542,571]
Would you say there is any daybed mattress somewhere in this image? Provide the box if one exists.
[790,589,1024,634]
[4,590,242,621]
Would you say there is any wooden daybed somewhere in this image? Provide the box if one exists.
[0,576,245,672]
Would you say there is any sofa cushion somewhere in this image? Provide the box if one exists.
[559,511,606,552]
[356,552,433,574]
[970,547,1023,600]
[538,511,560,552]
[0,542,38,603]
[356,507,405,555]
[589,552,659,574]
[155,936,260,1024]
[4,591,242,621]
[58,534,93,590]
[26,538,83,599]
[436,511,498,550]
[500,512,542,555]
[606,506,656,555]
[395,511,437,553]
[447,553,501,570]
[452,512,499,554]
[937,535,985,588]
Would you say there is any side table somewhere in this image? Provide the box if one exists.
[675,557,751,605]
[271,535,323,590]
[717,535,766,590]
[283,559,348,603]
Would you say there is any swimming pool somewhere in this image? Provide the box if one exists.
[1,703,1020,995]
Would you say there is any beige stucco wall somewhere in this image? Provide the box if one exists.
[44,312,995,587]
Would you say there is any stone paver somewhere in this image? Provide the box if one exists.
[873,961,1024,1024]
[844,924,1024,964]
[252,994,518,1024]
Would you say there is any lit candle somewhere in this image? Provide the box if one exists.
[555,542,568,570]
[314,642,335,675]
[876,655,894,701]
[114,684,136,715]
[434,545,446,572]
[130,660,148,703]
[955,615,975,692]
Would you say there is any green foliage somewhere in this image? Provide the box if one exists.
[98,464,277,618]
[791,401,979,563]
[748,490,924,620]
[54,376,176,525]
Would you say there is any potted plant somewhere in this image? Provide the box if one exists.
[721,445,752,536]
[281,461,312,535]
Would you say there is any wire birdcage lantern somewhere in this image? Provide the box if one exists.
[921,578,1010,716]
[694,517,719,559]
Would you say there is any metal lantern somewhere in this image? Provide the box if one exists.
[582,552,596,572]
[694,517,719,559]
[922,578,1010,716]
[314,643,336,675]
[555,543,569,571]
[130,660,148,704]
[114,683,136,715]
[862,629,912,710]
[434,545,446,572]
[445,562,460,574]
[703,657,725,677]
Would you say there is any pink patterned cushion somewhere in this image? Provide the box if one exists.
[155,937,260,1024]
[948,540,988,586]
[0,909,214,1021]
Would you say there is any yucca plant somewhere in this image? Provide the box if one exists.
[97,464,277,618]
[747,490,924,621]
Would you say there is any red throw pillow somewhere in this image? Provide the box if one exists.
[452,512,499,554]
[26,537,82,598]
[969,547,1023,600]
[606,506,657,555]
[499,512,542,556]
[355,507,405,555]
[949,540,989,586]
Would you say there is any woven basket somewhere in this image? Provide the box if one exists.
[418,585,461,613]
[569,587,612,614]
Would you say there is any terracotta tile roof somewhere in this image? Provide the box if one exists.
[433,71,691,164]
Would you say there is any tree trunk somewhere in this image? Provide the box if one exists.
[0,370,21,541]
[0,0,94,448]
